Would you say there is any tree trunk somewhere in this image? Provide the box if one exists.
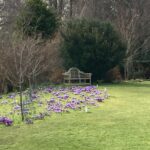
[70,0,73,18]
[19,83,24,121]
[58,0,63,16]
[28,78,32,101]
[124,62,128,80]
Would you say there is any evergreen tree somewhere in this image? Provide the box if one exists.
[17,0,59,38]
[61,19,126,81]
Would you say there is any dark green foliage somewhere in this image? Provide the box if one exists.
[17,0,59,38]
[60,19,126,81]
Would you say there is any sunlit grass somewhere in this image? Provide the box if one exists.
[0,81,150,150]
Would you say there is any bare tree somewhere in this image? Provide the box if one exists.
[75,0,150,79]
[108,0,150,79]
[2,34,48,121]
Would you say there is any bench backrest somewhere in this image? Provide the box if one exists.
[63,67,92,79]
[69,68,80,78]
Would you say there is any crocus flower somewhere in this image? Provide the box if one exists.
[0,117,13,126]
[8,93,16,99]
[14,105,21,111]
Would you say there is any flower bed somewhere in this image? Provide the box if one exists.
[0,86,109,125]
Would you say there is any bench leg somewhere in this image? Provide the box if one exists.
[79,78,81,84]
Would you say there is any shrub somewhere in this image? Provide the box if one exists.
[60,19,126,81]
[106,66,122,82]
[145,67,150,79]
[49,68,64,84]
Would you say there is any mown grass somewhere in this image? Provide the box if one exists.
[0,81,150,150]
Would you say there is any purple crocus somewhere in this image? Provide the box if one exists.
[14,105,21,111]
[0,117,13,126]
[95,97,104,102]
[63,94,69,100]
[46,87,52,93]
[8,93,16,99]
[31,94,38,99]
[0,117,4,123]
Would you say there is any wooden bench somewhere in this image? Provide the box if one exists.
[62,67,92,85]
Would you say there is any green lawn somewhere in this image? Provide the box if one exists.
[0,81,150,150]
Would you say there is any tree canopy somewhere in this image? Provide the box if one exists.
[17,0,59,38]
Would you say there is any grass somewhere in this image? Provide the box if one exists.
[0,81,150,150]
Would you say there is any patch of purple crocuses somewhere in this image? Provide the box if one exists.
[0,117,13,126]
